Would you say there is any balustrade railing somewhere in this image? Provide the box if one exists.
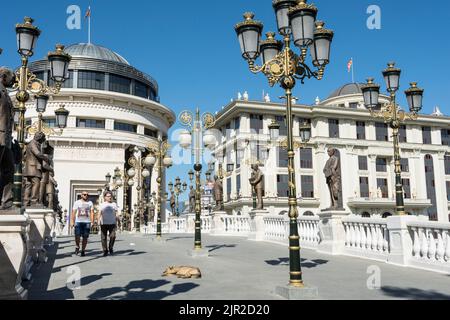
[221,216,250,235]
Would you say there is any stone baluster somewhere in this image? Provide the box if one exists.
[371,224,378,251]
[377,225,384,252]
[420,228,429,259]
[445,231,450,262]
[360,224,367,250]
[412,227,421,258]
[436,230,445,262]
[428,231,437,261]
[354,223,361,248]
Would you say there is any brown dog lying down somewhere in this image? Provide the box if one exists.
[162,266,202,279]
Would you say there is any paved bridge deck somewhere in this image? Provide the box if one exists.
[25,232,450,300]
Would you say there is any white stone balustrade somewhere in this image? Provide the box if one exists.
[408,221,450,273]
[298,216,320,249]
[201,216,212,233]
[264,216,288,244]
[220,215,250,235]
[342,217,389,261]
[168,217,188,233]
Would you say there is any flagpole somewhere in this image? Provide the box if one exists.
[351,57,355,83]
[88,13,91,44]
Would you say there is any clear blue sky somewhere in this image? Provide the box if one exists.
[2,0,449,203]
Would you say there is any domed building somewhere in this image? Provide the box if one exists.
[210,83,450,222]
[25,43,175,230]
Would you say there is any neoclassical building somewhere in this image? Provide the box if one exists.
[24,43,175,227]
[212,84,450,222]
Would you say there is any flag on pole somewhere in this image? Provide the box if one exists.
[347,58,353,73]
[85,6,91,18]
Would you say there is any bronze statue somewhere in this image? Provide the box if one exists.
[212,175,224,211]
[323,148,342,210]
[46,172,57,210]
[23,132,49,207]
[189,185,195,213]
[0,67,16,210]
[249,164,264,210]
[39,142,54,207]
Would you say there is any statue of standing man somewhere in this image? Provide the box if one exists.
[0,67,16,210]
[23,132,49,207]
[213,175,224,211]
[323,148,342,210]
[249,164,264,210]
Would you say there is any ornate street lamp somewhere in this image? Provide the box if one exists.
[10,17,71,210]
[362,62,424,216]
[147,138,172,239]
[235,0,333,294]
[179,108,216,254]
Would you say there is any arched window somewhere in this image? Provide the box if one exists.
[361,212,371,218]
[303,211,314,216]
[382,212,392,219]
[279,211,288,216]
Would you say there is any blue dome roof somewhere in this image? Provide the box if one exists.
[65,43,129,65]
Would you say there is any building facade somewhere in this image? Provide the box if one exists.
[24,43,175,227]
[212,84,450,222]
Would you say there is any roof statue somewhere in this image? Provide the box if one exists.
[243,91,249,101]
[264,93,271,103]
[315,96,321,105]
[431,106,444,117]
[238,92,242,100]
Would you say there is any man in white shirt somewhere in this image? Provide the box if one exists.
[98,191,119,256]
[71,191,94,257]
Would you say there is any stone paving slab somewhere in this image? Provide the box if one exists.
[24,232,450,300]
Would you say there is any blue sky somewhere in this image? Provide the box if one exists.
[2,0,449,203]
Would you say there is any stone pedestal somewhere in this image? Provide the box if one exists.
[0,215,31,300]
[248,209,269,241]
[26,209,51,264]
[316,210,350,255]
[209,211,226,235]
[386,215,418,266]
[275,284,319,300]
[188,247,209,257]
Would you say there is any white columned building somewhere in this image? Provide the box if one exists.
[24,43,175,230]
[212,84,450,222]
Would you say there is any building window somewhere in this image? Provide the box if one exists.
[234,117,240,131]
[278,148,288,168]
[35,71,45,81]
[250,143,267,167]
[277,175,289,197]
[236,175,241,198]
[382,212,392,219]
[114,121,137,133]
[445,155,450,175]
[402,179,411,199]
[135,81,149,99]
[359,177,369,198]
[48,70,73,88]
[78,71,105,90]
[234,141,241,169]
[109,74,131,94]
[376,158,387,172]
[399,125,407,143]
[227,177,231,200]
[400,158,409,173]
[144,127,157,138]
[43,118,57,128]
[250,114,263,133]
[358,156,368,171]
[349,102,358,109]
[300,148,313,169]
[425,154,438,221]
[303,211,314,216]
[362,212,371,218]
[276,115,287,136]
[298,118,312,137]
[301,176,314,198]
[76,118,105,129]
[377,178,389,198]
[422,126,432,144]
[375,123,389,141]
[329,119,339,138]
[441,129,450,146]
[447,181,450,201]
[356,121,366,140]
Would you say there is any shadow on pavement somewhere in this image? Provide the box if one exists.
[206,244,237,253]
[381,286,450,300]
[87,279,200,300]
[166,236,193,242]
[265,257,328,268]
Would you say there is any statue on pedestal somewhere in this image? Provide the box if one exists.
[249,164,264,210]
[46,172,57,210]
[169,192,176,216]
[213,175,224,211]
[189,185,195,213]
[0,67,16,210]
[39,142,54,207]
[23,132,49,207]
[323,148,343,210]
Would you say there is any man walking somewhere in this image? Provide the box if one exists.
[98,191,119,257]
[71,191,94,257]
